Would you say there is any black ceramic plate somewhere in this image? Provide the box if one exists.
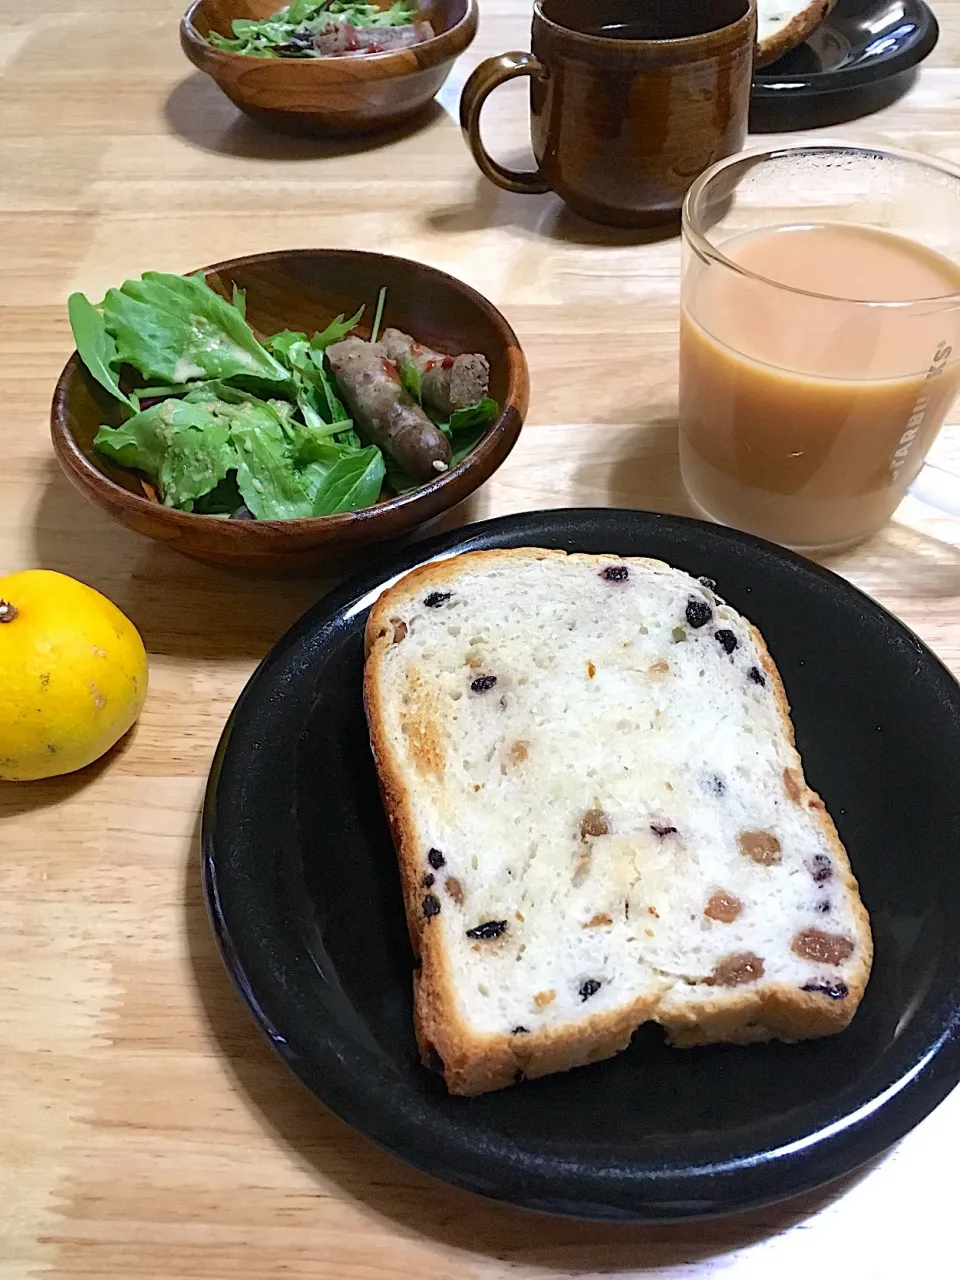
[203,509,960,1222]
[751,0,939,130]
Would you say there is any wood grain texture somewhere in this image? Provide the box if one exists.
[1,1,959,1276]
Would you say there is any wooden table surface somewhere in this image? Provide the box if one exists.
[2,2,959,1276]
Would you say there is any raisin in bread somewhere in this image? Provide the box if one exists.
[364,549,872,1095]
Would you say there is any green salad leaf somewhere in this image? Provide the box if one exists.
[93,400,235,511]
[77,267,498,524]
[295,386,330,433]
[312,446,385,516]
[438,397,499,437]
[383,463,417,495]
[207,2,418,58]
[101,272,287,385]
[397,353,422,403]
[67,292,139,411]
[309,306,363,350]
[229,399,317,520]
[305,353,349,424]
[183,380,275,409]
[449,421,490,468]
[136,378,221,399]
[266,329,308,363]
[193,472,245,516]
[286,0,317,20]
[267,327,352,432]
[290,428,351,469]
[336,426,363,451]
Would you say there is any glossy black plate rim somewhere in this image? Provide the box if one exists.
[752,0,938,99]
[202,508,960,1221]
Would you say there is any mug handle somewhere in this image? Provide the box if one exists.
[460,52,552,196]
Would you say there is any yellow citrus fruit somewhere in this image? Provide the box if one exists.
[0,569,148,781]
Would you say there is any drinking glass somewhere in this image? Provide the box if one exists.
[679,145,960,551]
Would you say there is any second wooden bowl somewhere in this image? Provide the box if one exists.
[51,249,528,571]
[181,0,477,135]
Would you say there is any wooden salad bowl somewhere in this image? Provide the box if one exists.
[181,0,477,135]
[50,249,529,571]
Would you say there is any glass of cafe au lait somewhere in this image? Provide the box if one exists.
[679,145,960,552]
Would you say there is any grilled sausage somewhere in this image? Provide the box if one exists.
[380,328,491,419]
[326,336,451,481]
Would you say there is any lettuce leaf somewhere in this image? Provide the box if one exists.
[93,400,236,511]
[101,272,287,385]
[229,399,317,520]
[68,292,139,411]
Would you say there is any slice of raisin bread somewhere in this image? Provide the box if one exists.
[364,549,872,1095]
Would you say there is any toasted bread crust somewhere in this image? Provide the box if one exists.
[756,0,837,68]
[365,548,873,1095]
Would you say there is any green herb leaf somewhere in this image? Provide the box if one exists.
[231,283,247,318]
[300,401,353,440]
[285,0,317,25]
[182,381,275,412]
[291,429,353,468]
[305,352,349,422]
[68,292,139,411]
[268,397,296,425]
[295,389,326,432]
[265,328,352,429]
[312,446,386,516]
[93,399,236,510]
[101,272,287,386]
[267,330,309,364]
[229,399,316,520]
[334,426,363,452]
[309,306,363,351]
[397,354,422,403]
[426,398,499,440]
[448,397,499,433]
[449,422,489,469]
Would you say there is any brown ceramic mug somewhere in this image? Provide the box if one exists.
[460,0,757,227]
